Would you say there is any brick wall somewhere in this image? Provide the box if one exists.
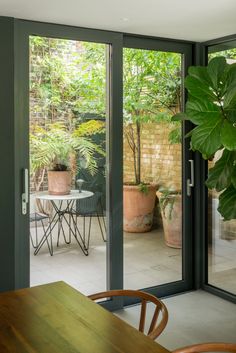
[123,122,182,191]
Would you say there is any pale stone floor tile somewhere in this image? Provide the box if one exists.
[116,290,236,350]
[31,218,236,295]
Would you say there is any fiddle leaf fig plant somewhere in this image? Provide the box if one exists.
[173,56,236,220]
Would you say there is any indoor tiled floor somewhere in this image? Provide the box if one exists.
[116,290,236,350]
[208,198,236,294]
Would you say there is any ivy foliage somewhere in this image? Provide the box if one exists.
[30,36,106,120]
[173,56,236,220]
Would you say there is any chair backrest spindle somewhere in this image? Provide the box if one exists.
[139,299,147,333]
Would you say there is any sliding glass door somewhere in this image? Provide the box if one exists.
[14,20,123,301]
[122,37,194,300]
[29,35,109,295]
[14,20,193,303]
[205,41,236,298]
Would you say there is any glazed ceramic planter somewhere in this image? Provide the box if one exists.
[123,184,157,233]
[48,170,72,195]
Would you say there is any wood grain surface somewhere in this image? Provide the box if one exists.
[0,281,171,353]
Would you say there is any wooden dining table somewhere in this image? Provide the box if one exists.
[0,281,171,353]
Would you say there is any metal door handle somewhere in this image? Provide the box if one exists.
[22,168,29,215]
[187,159,194,196]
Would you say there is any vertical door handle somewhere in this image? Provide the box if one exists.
[187,159,194,196]
[22,168,29,215]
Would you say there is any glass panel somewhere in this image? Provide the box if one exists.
[29,36,108,295]
[208,46,236,295]
[123,48,183,289]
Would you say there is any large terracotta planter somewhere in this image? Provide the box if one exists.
[157,191,182,248]
[123,184,157,233]
[48,170,72,195]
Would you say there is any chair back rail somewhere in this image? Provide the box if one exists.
[173,342,236,353]
[89,289,168,340]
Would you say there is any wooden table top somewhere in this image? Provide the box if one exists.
[0,281,171,353]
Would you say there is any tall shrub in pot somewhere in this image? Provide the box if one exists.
[123,49,181,232]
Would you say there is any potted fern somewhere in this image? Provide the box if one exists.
[30,121,105,195]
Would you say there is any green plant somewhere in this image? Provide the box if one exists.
[30,120,105,191]
[138,183,149,195]
[158,189,181,220]
[123,48,182,186]
[30,37,106,122]
[173,56,236,220]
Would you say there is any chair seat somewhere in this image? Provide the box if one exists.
[30,212,49,222]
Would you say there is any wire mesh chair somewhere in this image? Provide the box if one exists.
[70,191,106,250]
[30,212,52,255]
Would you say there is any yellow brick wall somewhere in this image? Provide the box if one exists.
[123,122,182,191]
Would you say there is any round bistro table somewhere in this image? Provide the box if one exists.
[35,190,93,256]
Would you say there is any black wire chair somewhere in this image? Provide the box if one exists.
[70,191,106,251]
[30,212,53,255]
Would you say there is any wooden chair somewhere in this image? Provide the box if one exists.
[88,289,168,340]
[173,342,236,353]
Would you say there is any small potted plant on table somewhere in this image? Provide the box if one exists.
[30,121,105,195]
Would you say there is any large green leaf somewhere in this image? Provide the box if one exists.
[218,184,236,220]
[171,112,189,121]
[221,120,236,150]
[185,76,216,101]
[190,117,223,158]
[225,62,236,87]
[223,83,236,108]
[207,56,227,90]
[225,106,236,123]
[231,166,236,189]
[206,149,235,191]
[186,99,221,125]
[188,66,212,86]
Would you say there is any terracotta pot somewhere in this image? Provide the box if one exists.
[123,184,157,233]
[48,171,72,195]
[157,191,182,248]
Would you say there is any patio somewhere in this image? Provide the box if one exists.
[30,218,182,295]
[30,207,236,296]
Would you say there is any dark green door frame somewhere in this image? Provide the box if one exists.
[0,17,16,292]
